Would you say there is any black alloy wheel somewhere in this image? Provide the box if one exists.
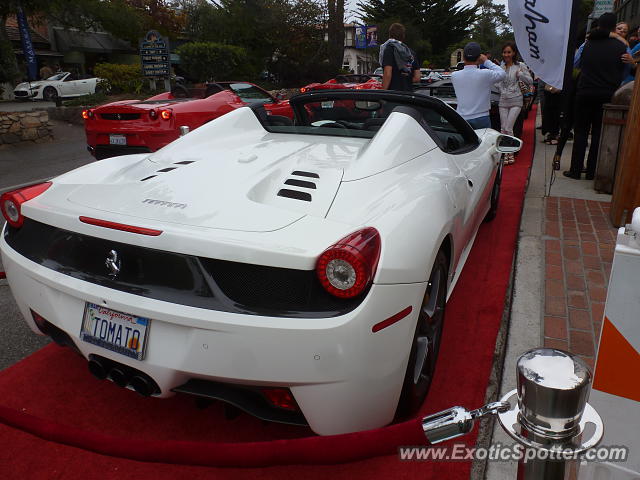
[484,159,504,222]
[43,86,58,102]
[396,250,448,417]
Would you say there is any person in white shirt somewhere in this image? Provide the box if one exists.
[451,42,505,130]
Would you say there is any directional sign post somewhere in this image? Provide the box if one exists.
[140,30,170,91]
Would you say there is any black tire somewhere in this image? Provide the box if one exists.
[94,85,104,95]
[43,86,58,102]
[484,160,503,222]
[396,250,448,417]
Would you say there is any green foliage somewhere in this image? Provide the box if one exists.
[176,42,250,82]
[468,0,513,58]
[62,91,108,107]
[0,30,19,84]
[184,0,326,87]
[94,63,144,94]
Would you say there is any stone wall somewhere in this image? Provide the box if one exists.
[0,111,53,145]
[47,106,85,126]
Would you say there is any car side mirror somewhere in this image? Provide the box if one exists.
[496,135,522,154]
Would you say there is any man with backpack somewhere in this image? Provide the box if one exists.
[380,23,420,91]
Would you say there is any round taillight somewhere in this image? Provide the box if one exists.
[2,198,19,223]
[316,227,381,298]
[0,182,52,228]
[160,109,172,120]
[300,87,307,93]
[149,109,157,119]
[82,109,94,119]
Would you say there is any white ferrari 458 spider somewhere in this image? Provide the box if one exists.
[13,72,103,101]
[0,90,521,435]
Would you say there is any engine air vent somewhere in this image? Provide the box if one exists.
[100,113,140,120]
[284,179,316,189]
[157,167,177,173]
[277,189,312,202]
[140,175,157,181]
[291,171,319,179]
[174,160,195,165]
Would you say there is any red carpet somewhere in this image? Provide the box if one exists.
[0,107,536,479]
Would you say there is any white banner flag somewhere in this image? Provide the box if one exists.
[508,0,573,90]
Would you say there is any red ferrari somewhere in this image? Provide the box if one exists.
[83,82,293,159]
[300,74,382,93]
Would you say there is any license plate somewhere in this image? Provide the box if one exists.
[109,134,127,145]
[321,101,334,109]
[80,303,150,360]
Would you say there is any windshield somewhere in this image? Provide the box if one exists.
[46,73,67,81]
[254,93,464,142]
[225,83,273,104]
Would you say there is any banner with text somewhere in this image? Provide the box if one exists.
[508,0,573,89]
[17,7,38,81]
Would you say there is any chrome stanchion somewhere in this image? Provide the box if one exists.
[179,126,190,136]
[497,348,603,479]
[420,348,603,478]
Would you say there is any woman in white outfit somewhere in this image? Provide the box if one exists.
[497,42,533,164]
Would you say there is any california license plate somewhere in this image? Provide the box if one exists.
[109,134,127,145]
[80,303,150,360]
[321,101,334,109]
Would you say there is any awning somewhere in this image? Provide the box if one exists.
[14,48,64,57]
[53,28,133,53]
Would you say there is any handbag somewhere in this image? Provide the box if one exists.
[518,79,532,96]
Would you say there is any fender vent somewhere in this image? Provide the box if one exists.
[277,189,312,201]
[157,167,177,173]
[140,175,157,181]
[291,170,319,178]
[174,160,195,165]
[284,179,316,189]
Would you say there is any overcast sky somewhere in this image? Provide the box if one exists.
[346,0,509,22]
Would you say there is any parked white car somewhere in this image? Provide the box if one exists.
[13,72,103,101]
[0,90,521,435]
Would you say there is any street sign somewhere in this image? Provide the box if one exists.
[140,30,170,78]
[593,0,614,17]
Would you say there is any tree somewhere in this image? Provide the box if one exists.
[184,0,328,86]
[327,0,345,74]
[468,0,512,57]
[358,0,476,67]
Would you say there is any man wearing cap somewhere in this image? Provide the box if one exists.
[451,42,506,129]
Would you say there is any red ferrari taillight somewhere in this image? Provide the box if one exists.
[160,109,172,120]
[300,87,307,93]
[261,388,298,411]
[82,109,94,120]
[79,216,162,236]
[149,109,157,119]
[0,182,52,228]
[316,227,381,299]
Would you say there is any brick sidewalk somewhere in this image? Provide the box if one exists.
[543,196,617,369]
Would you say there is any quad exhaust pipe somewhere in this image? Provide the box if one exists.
[87,355,160,396]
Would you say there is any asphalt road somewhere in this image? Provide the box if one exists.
[0,100,55,112]
[0,119,93,192]
[0,120,94,370]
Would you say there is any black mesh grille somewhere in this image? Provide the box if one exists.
[100,113,141,120]
[5,219,364,318]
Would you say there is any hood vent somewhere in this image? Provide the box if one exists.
[276,170,320,202]
[291,170,319,179]
[284,179,316,189]
[139,160,197,181]
[277,189,312,202]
